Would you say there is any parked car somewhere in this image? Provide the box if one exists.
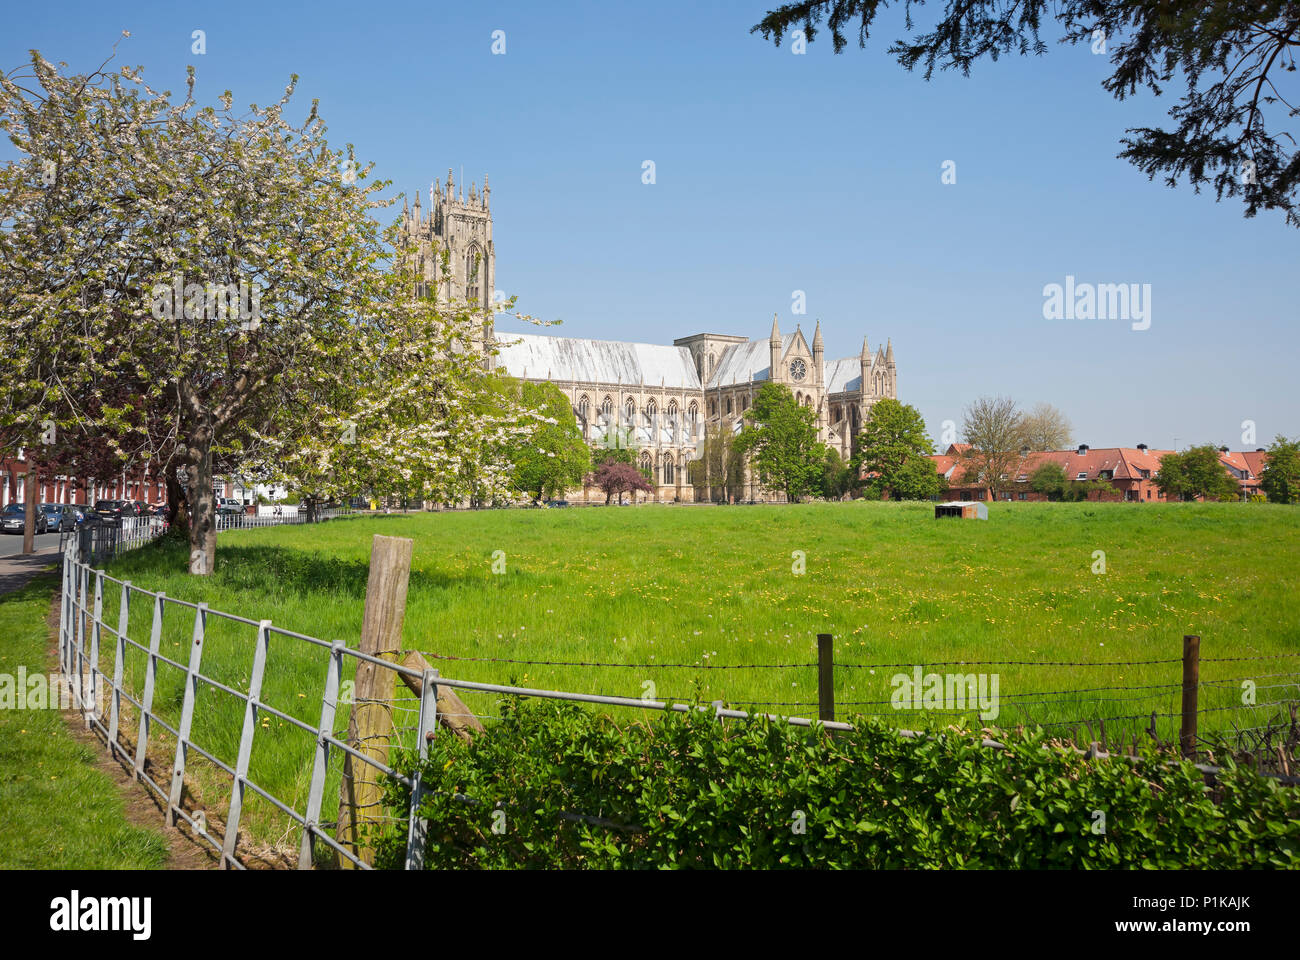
[93,499,130,524]
[216,498,244,516]
[39,503,74,532]
[1,502,48,534]
[545,499,571,508]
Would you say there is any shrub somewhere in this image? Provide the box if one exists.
[376,699,1300,869]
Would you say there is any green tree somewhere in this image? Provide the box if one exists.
[1028,462,1069,500]
[507,382,591,503]
[735,382,826,503]
[889,455,941,501]
[1259,436,1300,504]
[853,398,934,497]
[691,422,745,502]
[1155,445,1240,502]
[819,447,854,499]
[751,2,1300,227]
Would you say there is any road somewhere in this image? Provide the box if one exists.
[0,531,64,594]
[0,530,65,558]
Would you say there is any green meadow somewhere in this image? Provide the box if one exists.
[86,500,1299,850]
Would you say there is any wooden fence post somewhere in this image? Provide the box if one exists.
[1180,634,1200,758]
[817,633,835,723]
[398,651,485,742]
[336,534,413,868]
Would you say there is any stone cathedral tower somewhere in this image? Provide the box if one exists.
[402,169,496,365]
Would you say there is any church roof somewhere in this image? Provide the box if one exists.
[823,357,863,394]
[707,335,796,387]
[496,332,702,389]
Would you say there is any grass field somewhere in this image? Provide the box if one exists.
[89,500,1300,850]
[0,574,170,869]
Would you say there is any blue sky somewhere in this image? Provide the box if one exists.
[4,0,1296,450]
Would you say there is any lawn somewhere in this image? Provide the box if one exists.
[0,574,170,869]
[88,500,1299,850]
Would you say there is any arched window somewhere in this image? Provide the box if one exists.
[708,352,716,376]
[667,399,678,419]
[465,245,482,305]
[624,397,636,423]
[601,396,613,417]
[646,398,656,423]
[578,396,590,421]
[688,400,698,422]
[640,451,652,477]
[726,397,733,415]
[663,454,675,484]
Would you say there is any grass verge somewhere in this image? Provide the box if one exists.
[0,573,169,869]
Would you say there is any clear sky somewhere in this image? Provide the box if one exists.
[4,1,1295,450]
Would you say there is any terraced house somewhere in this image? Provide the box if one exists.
[933,443,1270,502]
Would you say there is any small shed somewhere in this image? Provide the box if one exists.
[935,501,987,520]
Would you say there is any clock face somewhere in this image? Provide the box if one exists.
[789,358,807,381]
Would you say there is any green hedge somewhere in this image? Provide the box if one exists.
[376,698,1300,869]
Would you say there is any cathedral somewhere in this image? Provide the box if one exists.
[403,172,898,503]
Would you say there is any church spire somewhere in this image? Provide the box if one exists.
[770,312,781,342]
[885,338,894,364]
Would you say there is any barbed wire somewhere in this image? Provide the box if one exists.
[421,650,1300,670]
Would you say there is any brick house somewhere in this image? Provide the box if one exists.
[0,450,167,509]
[929,443,1270,503]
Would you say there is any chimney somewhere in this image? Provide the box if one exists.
[1256,448,1265,452]
[1219,446,1229,453]
[1136,443,1147,453]
[1077,444,1088,455]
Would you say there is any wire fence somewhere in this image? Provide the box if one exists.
[417,644,1300,759]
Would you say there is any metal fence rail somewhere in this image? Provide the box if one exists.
[58,540,431,869]
[216,506,351,531]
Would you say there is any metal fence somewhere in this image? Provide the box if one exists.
[215,506,351,532]
[58,515,169,566]
[57,539,436,869]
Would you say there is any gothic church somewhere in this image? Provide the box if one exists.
[403,172,898,502]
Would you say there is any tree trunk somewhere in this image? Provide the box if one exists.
[22,459,38,555]
[165,463,190,537]
[305,497,318,523]
[186,428,217,576]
